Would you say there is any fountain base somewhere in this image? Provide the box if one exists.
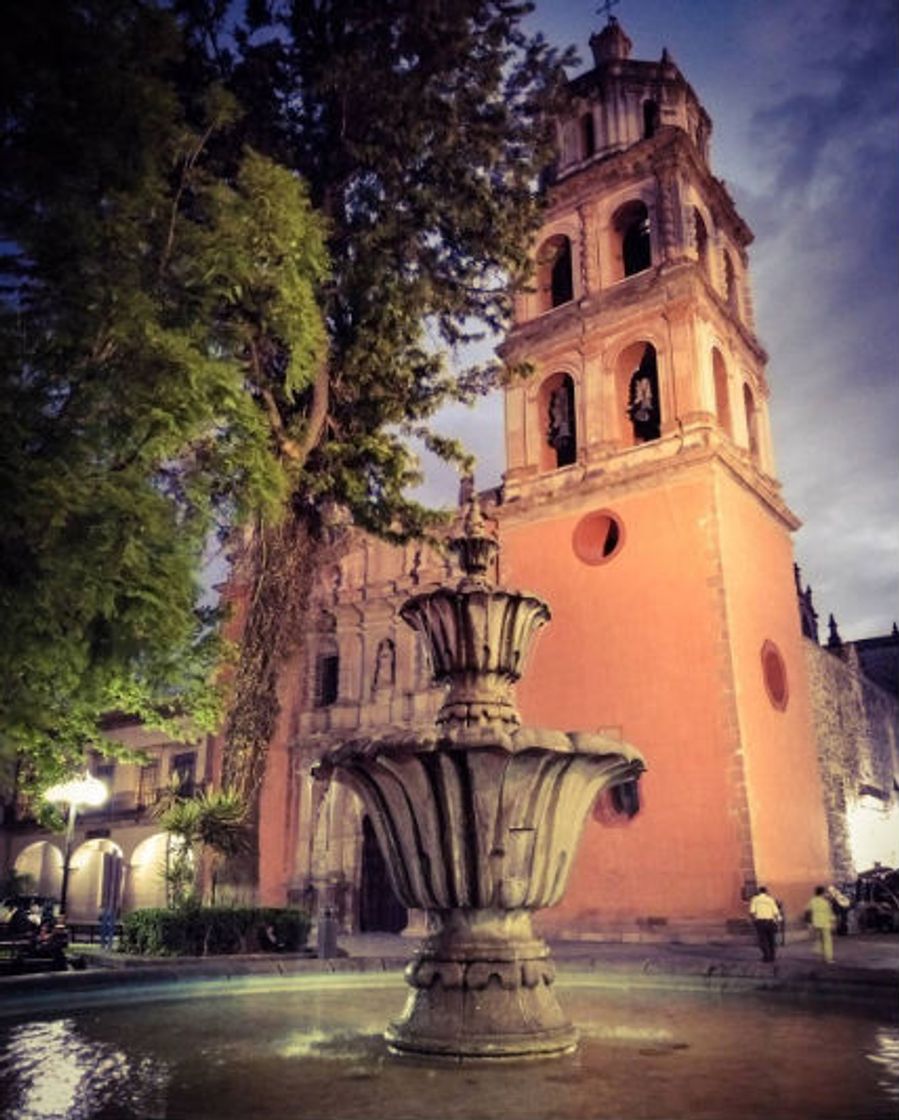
[386,909,577,1060]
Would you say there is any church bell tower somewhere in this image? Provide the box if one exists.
[497,18,831,933]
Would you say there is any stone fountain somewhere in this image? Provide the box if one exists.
[317,497,645,1059]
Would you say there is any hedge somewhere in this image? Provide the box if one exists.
[119,905,311,957]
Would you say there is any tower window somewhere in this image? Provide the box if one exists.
[723,250,739,314]
[536,234,574,312]
[581,111,596,159]
[643,100,660,139]
[694,209,709,275]
[627,345,661,442]
[614,200,652,278]
[542,372,577,469]
[743,382,759,462]
[712,348,731,437]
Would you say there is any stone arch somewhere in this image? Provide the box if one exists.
[536,233,574,312]
[616,341,662,445]
[310,782,365,933]
[538,371,578,471]
[712,348,732,437]
[66,837,125,923]
[612,199,652,280]
[13,841,63,899]
[122,833,169,912]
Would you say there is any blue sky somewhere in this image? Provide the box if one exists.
[413,0,899,641]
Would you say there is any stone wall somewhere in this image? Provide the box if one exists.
[805,638,899,880]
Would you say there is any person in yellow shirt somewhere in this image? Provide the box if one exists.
[807,885,836,963]
[749,885,782,962]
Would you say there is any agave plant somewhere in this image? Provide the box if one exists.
[156,788,249,906]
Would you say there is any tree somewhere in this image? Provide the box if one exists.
[0,1,329,800]
[179,0,572,815]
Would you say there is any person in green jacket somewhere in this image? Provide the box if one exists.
[807,885,836,963]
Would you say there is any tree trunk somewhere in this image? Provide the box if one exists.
[218,510,345,892]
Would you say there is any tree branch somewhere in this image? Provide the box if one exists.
[292,359,330,467]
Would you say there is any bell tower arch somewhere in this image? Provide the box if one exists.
[497,17,830,935]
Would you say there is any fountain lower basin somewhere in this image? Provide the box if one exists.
[1,971,896,1120]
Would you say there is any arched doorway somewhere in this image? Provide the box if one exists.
[358,816,406,933]
[66,838,125,923]
[13,841,63,899]
[123,833,169,912]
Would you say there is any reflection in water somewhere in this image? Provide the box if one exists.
[871,1026,899,1101]
[1,1018,169,1120]
[0,978,896,1120]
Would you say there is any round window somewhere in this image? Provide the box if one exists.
[572,510,624,565]
[761,640,788,711]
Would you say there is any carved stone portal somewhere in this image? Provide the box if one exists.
[316,496,645,1059]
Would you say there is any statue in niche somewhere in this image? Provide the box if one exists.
[372,638,396,694]
[547,382,576,467]
[627,347,661,442]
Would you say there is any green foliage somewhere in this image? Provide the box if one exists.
[119,904,311,956]
[204,0,572,807]
[0,1,328,796]
[1,1,571,825]
[194,0,572,538]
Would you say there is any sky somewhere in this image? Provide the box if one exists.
[411,0,898,641]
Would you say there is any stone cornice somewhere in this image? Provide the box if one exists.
[500,426,800,533]
[550,128,752,249]
[501,261,768,373]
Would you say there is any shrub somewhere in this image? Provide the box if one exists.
[120,905,311,957]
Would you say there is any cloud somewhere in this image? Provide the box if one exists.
[731,0,899,635]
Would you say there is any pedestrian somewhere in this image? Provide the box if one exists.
[826,884,851,936]
[806,885,836,963]
[749,885,781,962]
[98,906,116,950]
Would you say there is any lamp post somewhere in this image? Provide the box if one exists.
[44,772,109,916]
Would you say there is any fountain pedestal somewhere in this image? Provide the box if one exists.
[317,497,645,1060]
[387,908,575,1059]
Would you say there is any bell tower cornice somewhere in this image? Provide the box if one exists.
[548,128,753,256]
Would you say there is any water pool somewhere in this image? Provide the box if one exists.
[1,973,896,1119]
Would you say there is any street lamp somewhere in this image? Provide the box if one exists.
[44,772,109,916]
